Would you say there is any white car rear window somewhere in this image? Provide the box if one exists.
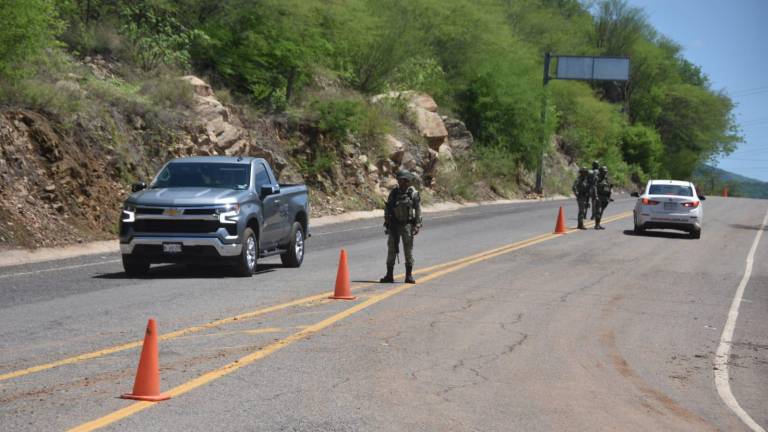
[648,184,693,197]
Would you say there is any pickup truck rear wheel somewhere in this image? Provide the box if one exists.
[234,228,258,277]
[280,222,305,268]
[122,255,149,277]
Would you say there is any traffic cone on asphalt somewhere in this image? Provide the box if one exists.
[329,249,356,300]
[554,206,567,234]
[121,319,170,402]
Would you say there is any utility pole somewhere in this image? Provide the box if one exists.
[535,52,551,195]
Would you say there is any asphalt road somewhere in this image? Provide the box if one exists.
[0,196,766,431]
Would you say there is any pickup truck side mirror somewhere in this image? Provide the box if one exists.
[630,192,639,197]
[132,182,147,193]
[260,184,280,198]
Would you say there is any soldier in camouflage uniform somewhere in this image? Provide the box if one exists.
[594,165,613,230]
[380,170,422,284]
[588,160,600,220]
[572,167,591,230]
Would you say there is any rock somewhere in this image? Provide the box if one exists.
[422,149,439,187]
[358,154,368,165]
[384,134,405,164]
[410,93,438,112]
[371,91,437,112]
[443,117,474,155]
[180,75,214,97]
[413,108,448,150]
[401,152,418,171]
[383,177,398,189]
[438,143,453,161]
[367,163,379,174]
[44,184,56,192]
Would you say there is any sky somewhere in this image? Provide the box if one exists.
[628,0,768,181]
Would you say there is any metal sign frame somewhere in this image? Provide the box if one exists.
[549,54,631,83]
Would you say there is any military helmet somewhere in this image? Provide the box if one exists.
[396,170,411,180]
[592,160,600,169]
[599,165,608,173]
[578,167,589,174]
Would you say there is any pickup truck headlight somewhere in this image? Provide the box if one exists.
[217,203,240,224]
[122,205,136,223]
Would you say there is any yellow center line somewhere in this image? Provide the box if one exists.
[67,211,632,432]
[0,211,631,383]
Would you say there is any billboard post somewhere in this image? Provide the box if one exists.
[535,54,630,194]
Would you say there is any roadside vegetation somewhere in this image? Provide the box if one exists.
[0,0,740,190]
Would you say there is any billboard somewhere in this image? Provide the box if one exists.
[555,56,630,81]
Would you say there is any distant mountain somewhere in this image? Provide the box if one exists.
[694,165,768,199]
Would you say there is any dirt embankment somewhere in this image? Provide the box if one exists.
[0,71,577,253]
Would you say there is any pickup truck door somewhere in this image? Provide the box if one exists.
[254,162,282,249]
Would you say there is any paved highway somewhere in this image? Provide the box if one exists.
[0,197,766,431]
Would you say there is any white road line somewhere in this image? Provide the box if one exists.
[714,207,768,432]
[0,259,121,280]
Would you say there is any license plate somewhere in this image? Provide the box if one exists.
[163,243,182,253]
[664,202,676,210]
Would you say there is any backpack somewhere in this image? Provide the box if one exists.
[391,187,417,224]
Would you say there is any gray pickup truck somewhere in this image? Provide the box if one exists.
[119,156,309,277]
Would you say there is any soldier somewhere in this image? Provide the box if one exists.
[572,167,591,230]
[588,160,600,220]
[594,165,613,230]
[380,170,422,284]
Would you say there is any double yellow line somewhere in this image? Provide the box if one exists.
[66,211,632,431]
[2,214,621,383]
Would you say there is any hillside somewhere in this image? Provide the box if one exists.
[694,165,768,199]
[0,0,741,249]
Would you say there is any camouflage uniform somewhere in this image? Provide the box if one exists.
[588,160,600,219]
[572,168,591,229]
[381,171,422,284]
[594,166,612,230]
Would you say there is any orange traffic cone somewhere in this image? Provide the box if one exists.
[121,319,170,401]
[554,206,567,234]
[329,249,356,300]
[723,186,729,198]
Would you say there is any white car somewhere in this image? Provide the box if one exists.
[631,179,706,239]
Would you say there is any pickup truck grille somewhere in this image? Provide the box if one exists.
[136,207,165,215]
[132,220,220,234]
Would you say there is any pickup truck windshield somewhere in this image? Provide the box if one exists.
[649,184,693,196]
[151,163,251,190]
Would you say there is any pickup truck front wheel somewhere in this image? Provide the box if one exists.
[234,228,258,277]
[122,255,149,277]
[280,222,305,268]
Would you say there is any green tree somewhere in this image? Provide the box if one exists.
[657,84,740,178]
[0,0,61,78]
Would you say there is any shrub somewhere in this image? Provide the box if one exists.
[140,77,195,110]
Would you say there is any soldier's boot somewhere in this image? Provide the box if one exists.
[594,217,605,230]
[379,266,394,283]
[404,265,416,284]
[577,215,586,230]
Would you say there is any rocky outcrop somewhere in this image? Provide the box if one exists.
[368,91,474,188]
[443,117,473,155]
[178,75,248,156]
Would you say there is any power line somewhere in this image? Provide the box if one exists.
[729,85,768,96]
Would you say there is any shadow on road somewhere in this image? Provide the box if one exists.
[622,229,693,240]
[94,263,281,279]
[730,223,767,231]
